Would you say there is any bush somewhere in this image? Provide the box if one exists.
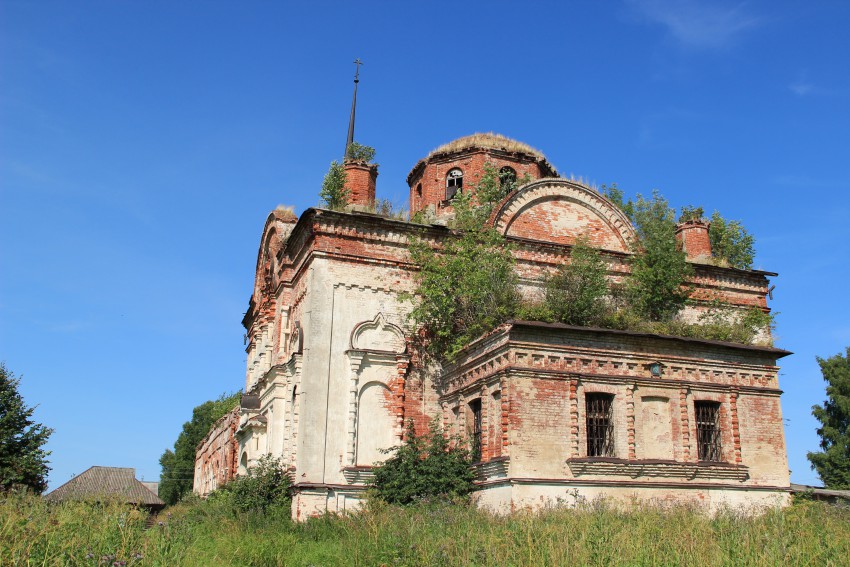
[626,191,693,322]
[709,210,755,269]
[372,421,475,505]
[544,238,610,326]
[215,455,290,514]
[344,141,376,164]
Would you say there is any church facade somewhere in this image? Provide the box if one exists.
[194,134,791,519]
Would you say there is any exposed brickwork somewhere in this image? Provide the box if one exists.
[193,406,240,496]
[441,322,790,509]
[196,134,789,518]
[343,161,378,207]
[408,146,554,217]
[676,220,712,261]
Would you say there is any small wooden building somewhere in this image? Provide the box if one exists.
[44,466,165,512]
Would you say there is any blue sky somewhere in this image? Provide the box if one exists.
[2,1,848,490]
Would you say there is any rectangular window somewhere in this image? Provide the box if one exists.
[695,401,722,461]
[586,393,614,457]
[469,399,482,462]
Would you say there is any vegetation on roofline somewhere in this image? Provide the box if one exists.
[344,141,377,164]
[319,161,349,211]
[404,163,528,360]
[3,488,849,565]
[406,171,773,362]
[427,132,545,160]
[319,142,378,211]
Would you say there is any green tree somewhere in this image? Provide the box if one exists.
[0,363,52,493]
[626,191,693,322]
[600,183,634,220]
[545,238,610,326]
[319,161,349,211]
[808,348,850,489]
[345,141,376,164]
[709,210,755,269]
[372,421,474,505]
[159,391,241,505]
[406,163,519,361]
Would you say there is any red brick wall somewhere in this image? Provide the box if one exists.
[344,162,378,207]
[676,220,712,261]
[408,150,548,215]
[194,406,240,496]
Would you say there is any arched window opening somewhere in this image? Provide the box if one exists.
[446,168,463,200]
[499,166,517,189]
[469,398,482,462]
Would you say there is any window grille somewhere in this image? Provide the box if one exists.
[469,399,482,462]
[586,393,614,457]
[446,169,463,200]
[695,401,722,461]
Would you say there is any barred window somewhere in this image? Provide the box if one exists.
[695,401,722,461]
[469,399,482,462]
[446,168,463,200]
[586,393,614,457]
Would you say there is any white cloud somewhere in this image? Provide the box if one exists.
[627,0,761,49]
[788,73,846,97]
[789,82,815,97]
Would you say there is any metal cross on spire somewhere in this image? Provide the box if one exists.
[345,59,363,158]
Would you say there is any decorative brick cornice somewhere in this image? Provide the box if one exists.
[566,457,750,482]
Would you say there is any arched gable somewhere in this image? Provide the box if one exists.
[252,208,298,299]
[350,313,406,354]
[491,179,635,252]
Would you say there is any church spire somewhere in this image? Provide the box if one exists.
[345,58,362,158]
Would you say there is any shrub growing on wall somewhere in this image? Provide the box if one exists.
[626,191,693,322]
[319,161,349,211]
[406,163,521,361]
[709,210,755,270]
[544,238,611,327]
[345,141,376,164]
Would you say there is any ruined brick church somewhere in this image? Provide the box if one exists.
[194,132,791,519]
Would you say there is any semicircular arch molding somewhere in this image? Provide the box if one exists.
[491,178,635,252]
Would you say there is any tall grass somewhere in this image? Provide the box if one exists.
[3,491,848,566]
